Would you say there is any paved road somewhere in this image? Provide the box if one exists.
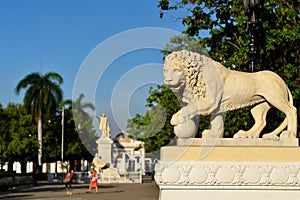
[0,182,159,200]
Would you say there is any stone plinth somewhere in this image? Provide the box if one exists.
[155,142,300,200]
[96,137,113,165]
[160,145,300,162]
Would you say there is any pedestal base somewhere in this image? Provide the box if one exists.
[159,186,300,200]
[155,145,300,200]
[96,137,113,164]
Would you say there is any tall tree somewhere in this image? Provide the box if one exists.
[72,93,97,159]
[15,72,63,172]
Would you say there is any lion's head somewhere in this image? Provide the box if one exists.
[163,50,208,102]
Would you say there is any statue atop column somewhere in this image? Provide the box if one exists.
[96,113,111,138]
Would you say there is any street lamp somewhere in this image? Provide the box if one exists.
[243,0,262,72]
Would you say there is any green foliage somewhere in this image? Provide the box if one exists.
[15,72,63,120]
[0,104,9,163]
[41,102,96,163]
[0,104,39,173]
[158,0,299,69]
[42,114,61,163]
[161,35,209,56]
[0,91,97,173]
[0,96,96,173]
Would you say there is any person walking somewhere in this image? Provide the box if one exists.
[64,170,73,195]
[87,166,98,193]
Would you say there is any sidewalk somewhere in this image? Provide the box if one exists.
[0,181,159,200]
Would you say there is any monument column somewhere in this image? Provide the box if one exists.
[96,137,113,165]
[96,113,113,165]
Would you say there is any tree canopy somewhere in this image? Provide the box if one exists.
[0,104,39,173]
[158,0,299,71]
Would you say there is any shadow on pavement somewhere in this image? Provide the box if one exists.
[0,182,158,200]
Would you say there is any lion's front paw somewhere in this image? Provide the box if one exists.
[280,130,296,138]
[202,129,222,138]
[262,133,279,140]
[171,111,186,125]
[233,130,248,138]
[234,130,260,138]
[171,113,183,125]
[170,114,180,126]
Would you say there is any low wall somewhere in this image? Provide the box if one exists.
[0,175,37,190]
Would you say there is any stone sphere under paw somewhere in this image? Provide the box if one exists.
[174,119,198,138]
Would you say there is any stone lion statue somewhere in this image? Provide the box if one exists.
[92,156,107,171]
[163,50,297,140]
[92,155,120,179]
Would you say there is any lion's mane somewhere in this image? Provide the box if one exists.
[164,50,210,102]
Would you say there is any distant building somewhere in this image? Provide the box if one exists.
[112,132,146,174]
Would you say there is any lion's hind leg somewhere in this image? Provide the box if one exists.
[263,118,287,140]
[269,94,297,138]
[234,102,271,138]
[263,95,297,139]
[280,105,297,138]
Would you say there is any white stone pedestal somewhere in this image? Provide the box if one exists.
[96,137,113,165]
[159,185,300,200]
[155,144,300,200]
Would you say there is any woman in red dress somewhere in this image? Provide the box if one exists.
[87,166,98,193]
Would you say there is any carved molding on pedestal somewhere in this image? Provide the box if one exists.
[155,161,300,187]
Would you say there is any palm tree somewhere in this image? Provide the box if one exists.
[72,93,95,114]
[15,72,63,172]
[72,93,96,134]
[72,93,97,155]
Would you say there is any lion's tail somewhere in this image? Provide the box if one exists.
[267,87,293,136]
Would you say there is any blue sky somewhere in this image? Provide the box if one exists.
[0,0,189,135]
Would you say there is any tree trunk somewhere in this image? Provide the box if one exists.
[21,161,27,174]
[37,115,43,173]
[8,161,13,173]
